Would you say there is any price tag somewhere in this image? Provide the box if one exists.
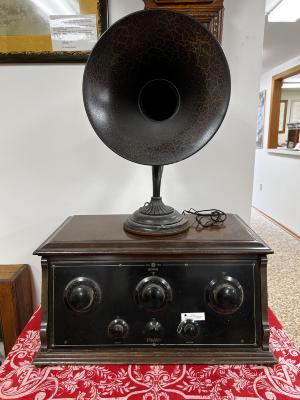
[181,312,205,322]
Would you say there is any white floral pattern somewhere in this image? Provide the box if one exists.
[0,308,299,400]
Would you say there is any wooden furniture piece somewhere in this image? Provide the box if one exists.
[143,0,224,42]
[33,214,275,365]
[0,264,33,355]
[287,123,300,148]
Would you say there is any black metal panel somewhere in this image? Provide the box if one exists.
[50,260,256,348]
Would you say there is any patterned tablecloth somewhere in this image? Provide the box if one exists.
[0,308,299,400]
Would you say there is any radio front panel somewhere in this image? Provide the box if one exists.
[49,260,257,348]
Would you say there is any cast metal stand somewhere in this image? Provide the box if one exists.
[124,166,190,235]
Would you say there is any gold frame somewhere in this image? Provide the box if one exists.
[0,0,108,63]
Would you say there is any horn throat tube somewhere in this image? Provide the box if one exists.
[138,79,180,122]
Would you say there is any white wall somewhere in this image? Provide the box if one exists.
[0,0,265,307]
[253,55,300,236]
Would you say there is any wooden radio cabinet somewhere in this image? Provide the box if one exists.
[33,214,275,365]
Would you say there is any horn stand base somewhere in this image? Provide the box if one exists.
[124,197,190,236]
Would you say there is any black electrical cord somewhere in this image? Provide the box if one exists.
[183,208,227,228]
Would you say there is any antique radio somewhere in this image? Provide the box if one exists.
[33,9,275,365]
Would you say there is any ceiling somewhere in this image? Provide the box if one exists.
[265,0,282,14]
[262,17,300,74]
[284,74,300,82]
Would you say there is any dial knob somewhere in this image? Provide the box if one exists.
[145,319,163,340]
[207,276,244,314]
[142,283,166,310]
[108,319,129,340]
[178,320,200,340]
[135,276,172,312]
[64,277,100,312]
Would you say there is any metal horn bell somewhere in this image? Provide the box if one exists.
[83,9,231,235]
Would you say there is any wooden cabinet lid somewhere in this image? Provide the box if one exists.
[33,214,272,256]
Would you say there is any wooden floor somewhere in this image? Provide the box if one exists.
[251,208,300,346]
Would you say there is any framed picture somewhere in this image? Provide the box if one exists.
[143,0,224,42]
[278,100,288,133]
[256,90,266,149]
[0,0,108,63]
[289,100,300,123]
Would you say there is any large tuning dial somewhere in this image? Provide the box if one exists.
[135,276,172,312]
[64,277,101,312]
[207,276,244,314]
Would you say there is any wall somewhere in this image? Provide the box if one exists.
[0,0,266,307]
[253,55,300,236]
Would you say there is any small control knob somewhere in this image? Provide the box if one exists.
[145,319,163,340]
[178,320,200,340]
[135,276,172,312]
[207,276,244,314]
[64,277,100,312]
[108,319,129,340]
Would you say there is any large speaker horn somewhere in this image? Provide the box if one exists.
[83,9,231,235]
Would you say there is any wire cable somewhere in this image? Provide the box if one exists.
[183,208,227,228]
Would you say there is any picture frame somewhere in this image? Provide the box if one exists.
[256,90,266,149]
[278,100,288,133]
[0,0,109,63]
[289,100,300,123]
[143,0,224,42]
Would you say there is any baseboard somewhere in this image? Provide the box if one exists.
[252,207,300,240]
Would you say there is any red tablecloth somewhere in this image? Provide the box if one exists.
[0,308,299,400]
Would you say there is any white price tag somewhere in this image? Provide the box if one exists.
[49,15,97,51]
[181,312,205,322]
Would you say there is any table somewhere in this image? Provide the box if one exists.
[0,307,299,399]
[0,264,33,355]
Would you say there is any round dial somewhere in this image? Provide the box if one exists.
[207,276,244,314]
[135,276,172,312]
[64,277,101,312]
[108,319,129,340]
[178,320,200,340]
[144,318,163,340]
